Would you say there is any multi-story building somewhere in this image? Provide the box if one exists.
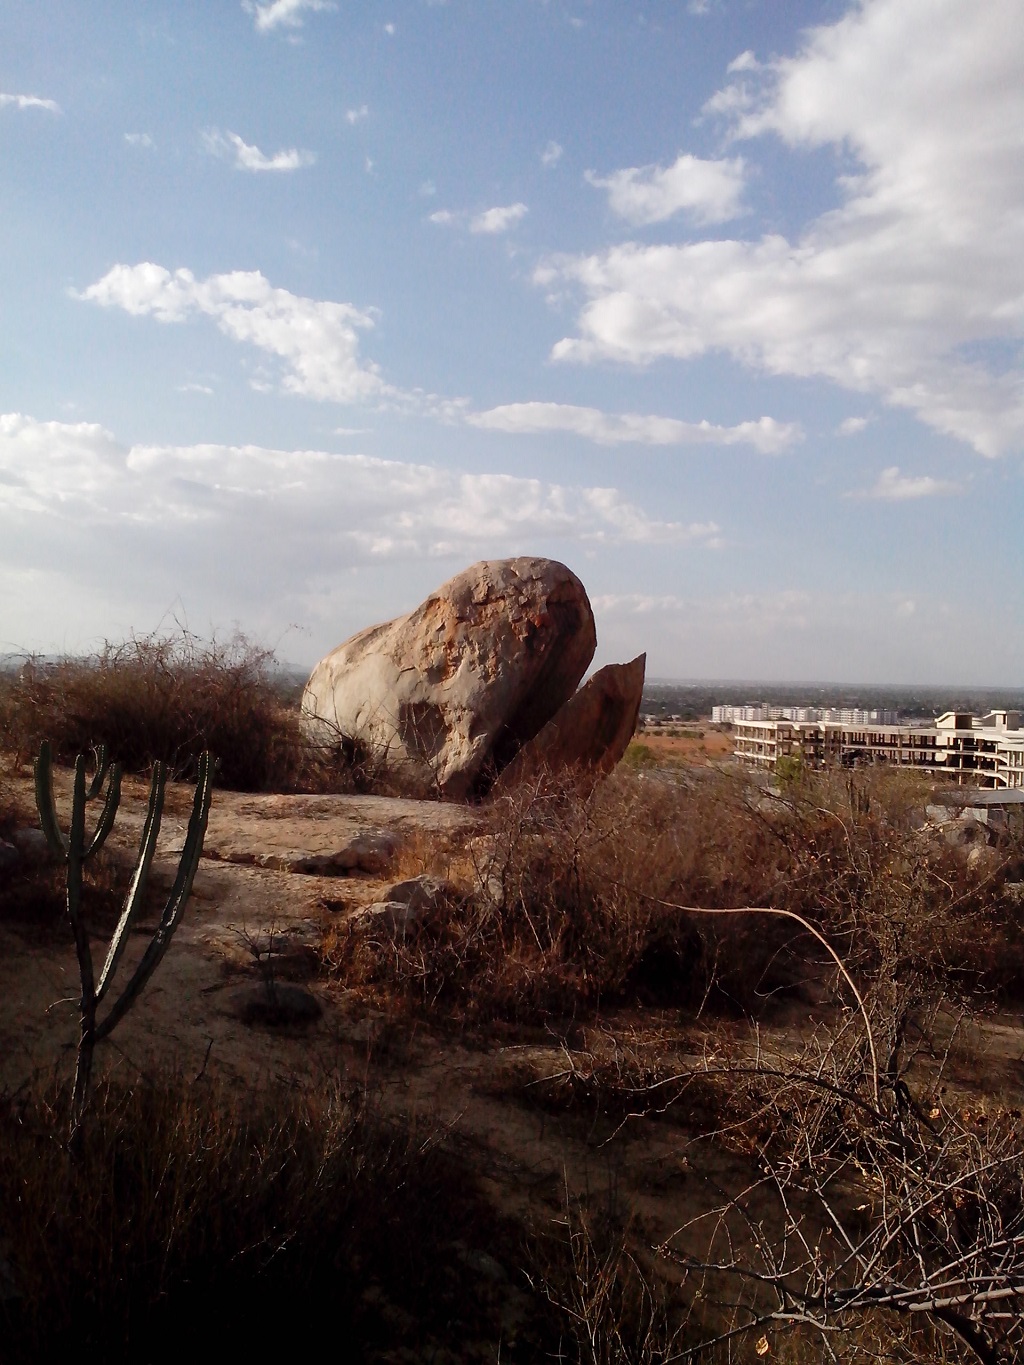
[712,704,900,725]
[729,709,1024,788]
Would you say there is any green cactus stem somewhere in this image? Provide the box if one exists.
[32,743,214,1138]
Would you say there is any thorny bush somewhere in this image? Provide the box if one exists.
[0,630,360,792]
[0,1075,557,1363]
[325,764,1024,1022]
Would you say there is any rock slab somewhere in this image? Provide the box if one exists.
[302,558,597,799]
[492,654,646,794]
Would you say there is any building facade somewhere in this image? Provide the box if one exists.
[729,710,1024,788]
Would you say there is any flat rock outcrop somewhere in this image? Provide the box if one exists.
[301,558,597,799]
[492,654,646,795]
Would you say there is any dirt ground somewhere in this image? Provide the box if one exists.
[636,726,736,765]
[3,761,1023,1345]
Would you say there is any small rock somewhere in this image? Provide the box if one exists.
[352,901,423,936]
[456,1247,508,1284]
[382,874,453,912]
[968,844,1001,875]
[351,874,458,937]
[258,831,399,876]
[227,983,323,1028]
[946,819,992,848]
[9,828,50,861]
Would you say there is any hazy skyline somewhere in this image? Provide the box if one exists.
[2,0,1023,683]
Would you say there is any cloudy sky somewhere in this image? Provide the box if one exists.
[2,0,1023,683]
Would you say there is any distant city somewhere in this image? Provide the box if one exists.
[641,683,1024,725]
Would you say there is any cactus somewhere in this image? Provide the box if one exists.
[33,742,214,1136]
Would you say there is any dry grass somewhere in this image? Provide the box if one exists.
[0,630,364,793]
[0,1075,558,1363]
[324,764,1024,1024]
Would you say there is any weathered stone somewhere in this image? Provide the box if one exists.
[215,830,398,876]
[352,901,423,936]
[492,654,646,795]
[946,818,993,848]
[352,874,457,937]
[301,557,597,800]
[380,874,453,912]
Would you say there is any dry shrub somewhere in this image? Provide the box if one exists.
[327,764,1023,1022]
[529,1200,689,1364]
[0,1076,545,1363]
[0,631,358,793]
[325,767,807,1021]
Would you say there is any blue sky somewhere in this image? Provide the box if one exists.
[2,0,1023,683]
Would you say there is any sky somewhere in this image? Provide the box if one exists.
[2,0,1023,684]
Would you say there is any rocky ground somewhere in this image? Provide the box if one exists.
[0,770,746,1261]
[2,761,1023,1360]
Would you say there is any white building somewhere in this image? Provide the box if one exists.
[730,709,1024,788]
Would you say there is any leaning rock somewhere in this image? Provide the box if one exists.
[302,558,596,800]
[492,655,646,795]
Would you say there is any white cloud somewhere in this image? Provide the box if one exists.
[542,0,1024,457]
[202,128,315,172]
[0,416,708,612]
[124,132,155,149]
[467,402,800,453]
[77,263,390,405]
[384,21,396,35]
[345,105,369,124]
[430,204,529,234]
[726,50,760,74]
[594,589,812,632]
[541,140,564,168]
[837,416,871,436]
[469,203,528,234]
[0,92,60,113]
[585,152,747,226]
[242,0,336,33]
[178,382,214,395]
[857,466,961,501]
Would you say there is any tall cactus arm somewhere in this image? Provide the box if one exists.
[84,764,122,859]
[85,746,110,801]
[66,756,97,1011]
[33,741,68,858]
[95,752,213,1043]
[95,762,166,1006]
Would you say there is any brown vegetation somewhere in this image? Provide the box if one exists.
[0,1077,560,1363]
[3,637,1024,1362]
[0,631,362,792]
[326,764,1024,1022]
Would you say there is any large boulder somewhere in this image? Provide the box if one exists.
[492,655,646,795]
[302,558,597,799]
